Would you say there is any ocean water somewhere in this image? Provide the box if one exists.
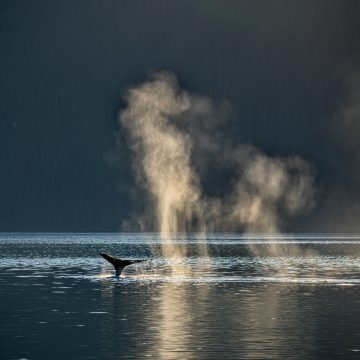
[1,233,360,360]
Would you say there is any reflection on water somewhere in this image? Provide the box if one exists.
[1,233,360,359]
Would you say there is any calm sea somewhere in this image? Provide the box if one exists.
[1,233,360,359]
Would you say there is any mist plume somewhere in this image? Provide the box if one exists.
[120,72,203,257]
[336,68,360,147]
[119,72,316,256]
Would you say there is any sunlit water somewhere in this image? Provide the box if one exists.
[1,233,360,359]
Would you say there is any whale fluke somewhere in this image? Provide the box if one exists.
[100,253,147,277]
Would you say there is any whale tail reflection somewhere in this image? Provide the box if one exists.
[100,253,147,277]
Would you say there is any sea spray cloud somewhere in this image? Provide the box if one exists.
[315,67,360,234]
[336,69,360,147]
[225,147,316,233]
[120,72,204,256]
[119,71,316,242]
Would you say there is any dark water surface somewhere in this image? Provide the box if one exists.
[1,233,360,359]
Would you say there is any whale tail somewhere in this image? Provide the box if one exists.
[99,253,147,277]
